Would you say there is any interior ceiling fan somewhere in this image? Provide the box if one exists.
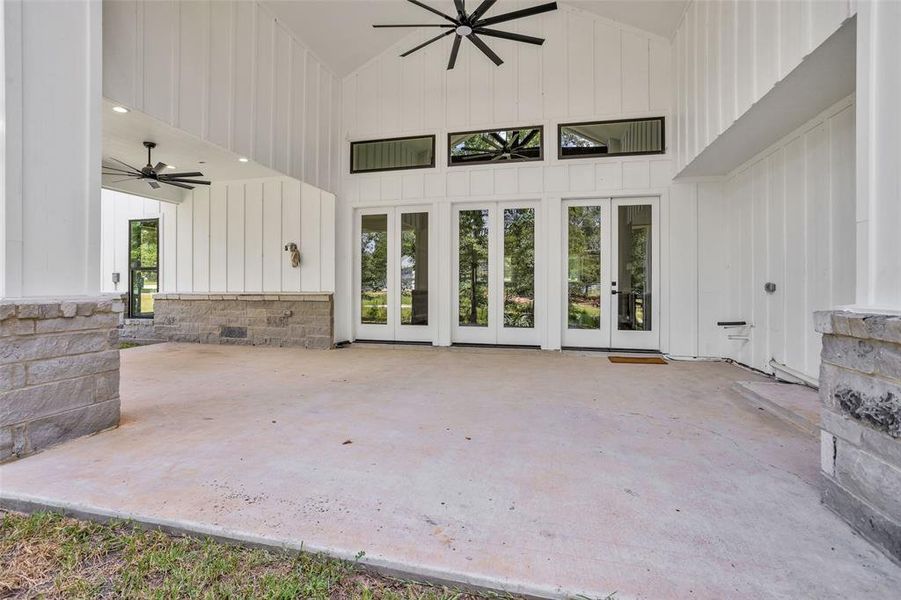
[375,0,558,69]
[102,141,210,190]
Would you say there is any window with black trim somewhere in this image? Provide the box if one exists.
[350,135,435,174]
[448,126,543,166]
[558,117,664,159]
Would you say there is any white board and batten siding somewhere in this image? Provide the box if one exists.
[672,0,853,173]
[100,180,336,296]
[102,0,342,194]
[695,97,856,381]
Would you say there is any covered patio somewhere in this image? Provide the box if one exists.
[1,343,898,599]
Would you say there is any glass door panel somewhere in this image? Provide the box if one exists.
[360,214,389,325]
[610,198,659,350]
[497,205,539,345]
[561,202,611,348]
[128,219,159,318]
[457,208,491,329]
[395,209,433,342]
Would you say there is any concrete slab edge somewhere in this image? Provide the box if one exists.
[730,382,819,437]
[0,491,622,600]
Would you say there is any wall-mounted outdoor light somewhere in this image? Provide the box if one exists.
[284,243,300,268]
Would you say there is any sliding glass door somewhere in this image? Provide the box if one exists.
[562,197,659,350]
[356,207,433,342]
[453,202,540,346]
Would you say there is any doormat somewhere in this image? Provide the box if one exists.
[608,356,668,365]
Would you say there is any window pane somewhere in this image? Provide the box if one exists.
[617,205,652,331]
[458,209,489,327]
[560,118,664,158]
[351,136,434,173]
[503,208,535,329]
[449,127,542,166]
[400,212,428,326]
[360,214,389,324]
[131,270,158,316]
[129,220,158,269]
[568,206,602,329]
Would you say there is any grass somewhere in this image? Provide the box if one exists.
[0,511,517,600]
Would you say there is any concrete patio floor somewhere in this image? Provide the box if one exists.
[1,343,900,599]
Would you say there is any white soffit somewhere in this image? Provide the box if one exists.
[102,99,281,202]
[262,0,687,77]
[678,17,857,179]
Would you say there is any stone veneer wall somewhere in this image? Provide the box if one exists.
[1,296,124,462]
[815,310,901,563]
[152,293,333,349]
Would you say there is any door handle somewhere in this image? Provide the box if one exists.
[610,289,619,295]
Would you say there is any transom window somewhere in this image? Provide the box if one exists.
[448,126,543,166]
[351,135,435,174]
[559,117,665,159]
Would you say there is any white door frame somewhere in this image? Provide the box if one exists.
[394,205,435,343]
[610,196,660,350]
[560,196,660,351]
[452,201,541,346]
[354,206,436,342]
[354,207,396,341]
[561,198,613,349]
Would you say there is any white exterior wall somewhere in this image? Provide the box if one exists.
[697,97,856,380]
[101,181,335,296]
[102,0,342,194]
[672,0,853,173]
[338,4,691,348]
[1,0,102,298]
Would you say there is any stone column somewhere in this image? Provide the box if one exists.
[815,312,901,562]
[1,1,122,460]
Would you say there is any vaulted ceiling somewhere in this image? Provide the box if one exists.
[263,0,687,76]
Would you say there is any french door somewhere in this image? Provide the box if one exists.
[562,197,659,350]
[453,202,540,346]
[355,206,433,342]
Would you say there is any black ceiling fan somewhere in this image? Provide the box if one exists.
[102,141,210,190]
[375,0,558,69]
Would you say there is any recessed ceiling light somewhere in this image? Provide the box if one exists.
[166,165,176,169]
[112,106,129,113]
[238,157,249,163]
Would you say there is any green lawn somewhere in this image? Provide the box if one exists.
[0,511,517,600]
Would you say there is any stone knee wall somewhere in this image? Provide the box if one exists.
[815,311,901,563]
[1,296,124,462]
[119,318,165,345]
[152,293,333,349]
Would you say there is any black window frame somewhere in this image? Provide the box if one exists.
[447,125,544,167]
[557,117,666,160]
[349,134,436,174]
[127,217,160,320]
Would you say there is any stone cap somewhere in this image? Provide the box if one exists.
[815,310,901,344]
[154,292,332,302]
[0,294,126,321]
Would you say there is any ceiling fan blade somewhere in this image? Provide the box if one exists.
[469,34,503,66]
[164,178,211,186]
[102,164,138,174]
[161,180,195,190]
[159,171,204,178]
[148,181,161,189]
[474,27,545,45]
[518,128,540,147]
[153,162,167,172]
[453,0,465,17]
[102,169,139,177]
[456,152,498,160]
[373,24,454,28]
[447,34,462,69]
[401,29,454,57]
[108,157,142,173]
[406,0,458,24]
[469,0,497,22]
[476,2,557,28]
[107,177,142,184]
[489,132,507,147]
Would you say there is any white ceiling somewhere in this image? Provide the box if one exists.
[102,99,280,202]
[263,0,688,77]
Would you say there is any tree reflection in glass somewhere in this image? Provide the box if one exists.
[458,210,490,327]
